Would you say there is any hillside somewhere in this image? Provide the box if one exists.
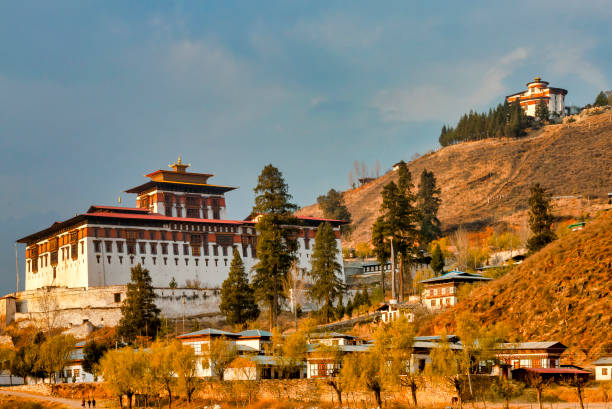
[424,212,612,361]
[297,109,612,247]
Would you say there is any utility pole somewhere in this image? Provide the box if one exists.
[182,295,186,334]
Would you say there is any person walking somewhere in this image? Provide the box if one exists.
[81,399,86,408]
[87,399,91,408]
[92,398,96,408]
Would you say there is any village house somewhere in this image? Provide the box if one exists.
[419,271,492,309]
[592,357,612,381]
[506,76,567,117]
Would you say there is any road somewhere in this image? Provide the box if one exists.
[0,389,83,408]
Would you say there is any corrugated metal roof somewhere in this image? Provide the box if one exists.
[593,357,612,365]
[419,270,492,284]
[497,341,566,350]
[176,328,237,338]
[237,329,273,338]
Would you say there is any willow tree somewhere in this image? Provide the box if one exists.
[251,164,298,330]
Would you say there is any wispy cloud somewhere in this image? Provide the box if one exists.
[371,48,529,122]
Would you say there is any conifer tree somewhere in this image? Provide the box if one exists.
[117,264,160,342]
[535,100,550,122]
[251,164,298,330]
[317,189,353,238]
[526,183,557,253]
[430,244,445,275]
[220,248,259,328]
[371,161,419,300]
[594,91,609,107]
[417,169,442,245]
[308,222,344,323]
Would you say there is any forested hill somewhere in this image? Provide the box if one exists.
[423,212,612,362]
[296,108,612,248]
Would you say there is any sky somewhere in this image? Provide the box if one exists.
[1,1,611,293]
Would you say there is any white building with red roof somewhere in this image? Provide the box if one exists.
[506,76,567,117]
[7,159,346,327]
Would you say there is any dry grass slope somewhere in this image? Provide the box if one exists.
[297,111,612,247]
[424,213,612,361]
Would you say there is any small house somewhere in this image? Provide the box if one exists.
[419,271,492,309]
[592,357,612,381]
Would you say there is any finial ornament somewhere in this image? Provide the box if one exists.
[169,156,191,173]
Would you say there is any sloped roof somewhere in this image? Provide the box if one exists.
[176,328,237,339]
[419,270,492,284]
[237,329,273,338]
[497,341,566,350]
[310,332,359,340]
[593,357,612,365]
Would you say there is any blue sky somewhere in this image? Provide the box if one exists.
[1,1,610,293]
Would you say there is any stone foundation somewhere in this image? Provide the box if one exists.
[3,286,221,328]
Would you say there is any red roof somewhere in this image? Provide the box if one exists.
[519,368,591,375]
[85,212,245,224]
[296,215,348,223]
[88,205,149,212]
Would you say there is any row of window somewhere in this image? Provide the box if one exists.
[431,297,453,307]
[425,286,455,297]
[93,240,250,258]
[95,254,230,268]
[92,224,241,239]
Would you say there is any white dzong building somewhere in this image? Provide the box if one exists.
[6,159,346,327]
[506,76,567,117]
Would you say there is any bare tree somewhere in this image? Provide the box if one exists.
[361,161,367,181]
[451,227,470,271]
[348,171,355,189]
[375,160,381,178]
[35,288,60,331]
[284,261,307,331]
[353,161,360,180]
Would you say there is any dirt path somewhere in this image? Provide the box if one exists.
[0,389,82,408]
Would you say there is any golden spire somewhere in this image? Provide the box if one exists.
[169,156,191,173]
[534,76,541,82]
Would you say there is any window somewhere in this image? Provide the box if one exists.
[173,243,179,255]
[150,243,157,255]
[213,245,218,256]
[105,228,111,237]
[116,241,124,253]
[603,368,608,376]
[105,241,113,253]
[107,256,111,264]
[141,257,145,264]
[73,368,80,378]
[127,244,135,255]
[183,244,189,255]
[119,256,123,264]
[163,257,167,265]
[114,293,121,303]
[93,240,101,253]
[431,299,436,307]
[222,246,227,257]
[224,259,227,266]
[161,243,168,255]
[187,208,199,218]
[138,231,144,239]
[433,288,438,296]
[449,286,455,294]
[139,242,146,254]
[185,258,189,266]
[441,288,446,295]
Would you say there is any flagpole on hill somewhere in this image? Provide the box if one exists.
[14,243,19,295]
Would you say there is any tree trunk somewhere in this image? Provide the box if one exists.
[167,388,172,409]
[399,256,404,302]
[410,381,418,406]
[127,393,133,409]
[329,381,342,405]
[577,385,585,409]
[537,387,543,409]
[374,388,382,409]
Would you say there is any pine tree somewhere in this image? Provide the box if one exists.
[594,91,609,107]
[430,244,445,275]
[317,189,353,238]
[535,100,550,122]
[117,264,161,342]
[417,169,442,245]
[220,248,259,328]
[526,183,557,253]
[251,164,298,330]
[371,161,419,301]
[308,222,344,323]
